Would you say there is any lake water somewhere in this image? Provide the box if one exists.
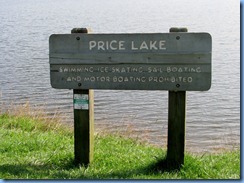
[0,0,240,153]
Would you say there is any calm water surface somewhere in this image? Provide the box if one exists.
[0,0,240,153]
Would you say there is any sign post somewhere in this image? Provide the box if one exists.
[71,28,94,165]
[49,27,212,169]
[166,27,188,169]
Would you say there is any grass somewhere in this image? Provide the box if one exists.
[0,109,240,179]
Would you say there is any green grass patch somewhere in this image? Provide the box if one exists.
[0,114,240,179]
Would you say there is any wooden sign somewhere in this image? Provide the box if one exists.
[49,33,212,91]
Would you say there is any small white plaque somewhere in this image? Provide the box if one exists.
[74,94,89,110]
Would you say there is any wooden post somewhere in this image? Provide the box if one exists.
[71,28,94,165]
[166,27,187,169]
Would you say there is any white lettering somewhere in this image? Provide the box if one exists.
[140,41,149,50]
[89,40,127,50]
[131,41,138,50]
[112,76,147,82]
[159,40,166,50]
[167,66,202,73]
[89,41,96,50]
[149,41,158,50]
[196,67,201,73]
[119,41,125,50]
[148,67,163,73]
[188,77,193,82]
[97,41,105,50]
[110,40,117,50]
[89,40,167,51]
[99,67,109,72]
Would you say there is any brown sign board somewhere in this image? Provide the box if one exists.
[49,33,211,91]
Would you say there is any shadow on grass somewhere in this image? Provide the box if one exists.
[0,160,86,179]
[1,157,182,179]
